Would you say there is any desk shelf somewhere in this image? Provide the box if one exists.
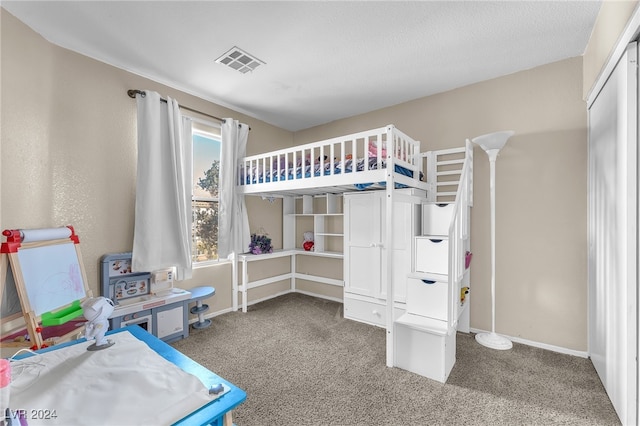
[234,249,344,313]
[232,193,345,313]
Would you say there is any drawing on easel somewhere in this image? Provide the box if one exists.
[17,242,87,316]
[1,226,93,350]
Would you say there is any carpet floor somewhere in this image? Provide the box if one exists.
[171,293,620,426]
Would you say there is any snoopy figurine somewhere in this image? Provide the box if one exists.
[81,297,115,351]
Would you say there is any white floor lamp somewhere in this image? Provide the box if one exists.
[472,130,514,350]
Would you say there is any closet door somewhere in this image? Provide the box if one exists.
[588,42,638,426]
[344,192,382,297]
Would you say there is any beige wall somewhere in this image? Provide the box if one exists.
[295,57,589,351]
[292,1,637,352]
[3,2,638,352]
[583,0,639,98]
[0,9,290,325]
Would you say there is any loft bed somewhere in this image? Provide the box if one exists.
[233,124,473,375]
[237,125,429,197]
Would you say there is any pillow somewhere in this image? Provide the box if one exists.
[368,137,387,158]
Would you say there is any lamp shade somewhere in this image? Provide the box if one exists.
[471,131,514,154]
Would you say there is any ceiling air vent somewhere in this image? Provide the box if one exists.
[215,46,265,74]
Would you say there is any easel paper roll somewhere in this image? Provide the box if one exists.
[21,227,72,243]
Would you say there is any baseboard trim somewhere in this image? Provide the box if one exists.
[194,289,296,323]
[194,293,589,359]
[469,327,588,358]
[293,289,344,304]
[188,306,234,324]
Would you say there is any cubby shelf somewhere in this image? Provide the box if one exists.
[287,194,344,255]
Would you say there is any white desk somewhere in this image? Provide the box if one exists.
[232,249,343,312]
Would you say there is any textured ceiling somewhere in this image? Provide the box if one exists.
[3,1,601,132]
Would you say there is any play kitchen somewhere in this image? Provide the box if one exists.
[100,253,191,343]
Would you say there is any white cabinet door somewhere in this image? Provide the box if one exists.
[345,190,419,302]
[379,200,417,302]
[344,192,381,297]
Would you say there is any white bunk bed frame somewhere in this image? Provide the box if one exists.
[233,124,473,370]
[237,125,429,197]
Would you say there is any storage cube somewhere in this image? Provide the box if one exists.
[394,313,456,383]
[422,203,454,236]
[406,278,448,321]
[415,237,449,275]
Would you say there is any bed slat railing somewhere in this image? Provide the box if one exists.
[237,125,424,193]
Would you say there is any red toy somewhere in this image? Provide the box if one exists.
[302,231,314,251]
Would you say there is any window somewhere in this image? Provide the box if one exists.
[191,121,221,263]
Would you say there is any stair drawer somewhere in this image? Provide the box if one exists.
[422,203,453,236]
[406,278,448,321]
[415,237,449,275]
[343,296,386,327]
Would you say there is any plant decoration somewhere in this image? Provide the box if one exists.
[249,229,273,255]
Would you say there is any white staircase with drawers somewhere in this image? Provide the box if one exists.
[341,141,473,383]
[394,142,473,383]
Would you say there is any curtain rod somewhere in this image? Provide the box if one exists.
[128,89,250,129]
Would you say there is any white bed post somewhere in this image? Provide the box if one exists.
[466,139,474,207]
[283,196,295,250]
[385,125,395,367]
[283,196,296,297]
[232,252,238,311]
[426,151,436,202]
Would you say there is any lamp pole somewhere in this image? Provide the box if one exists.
[472,131,514,350]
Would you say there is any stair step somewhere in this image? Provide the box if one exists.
[395,313,450,335]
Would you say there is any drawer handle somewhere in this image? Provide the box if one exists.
[429,239,443,243]
[372,310,380,316]
[436,203,448,207]
[421,280,436,285]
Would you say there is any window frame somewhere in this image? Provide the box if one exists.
[188,117,226,267]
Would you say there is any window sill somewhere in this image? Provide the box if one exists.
[193,257,231,269]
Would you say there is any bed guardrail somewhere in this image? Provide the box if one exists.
[237,125,422,189]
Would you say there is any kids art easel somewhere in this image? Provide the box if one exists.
[0,226,93,350]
